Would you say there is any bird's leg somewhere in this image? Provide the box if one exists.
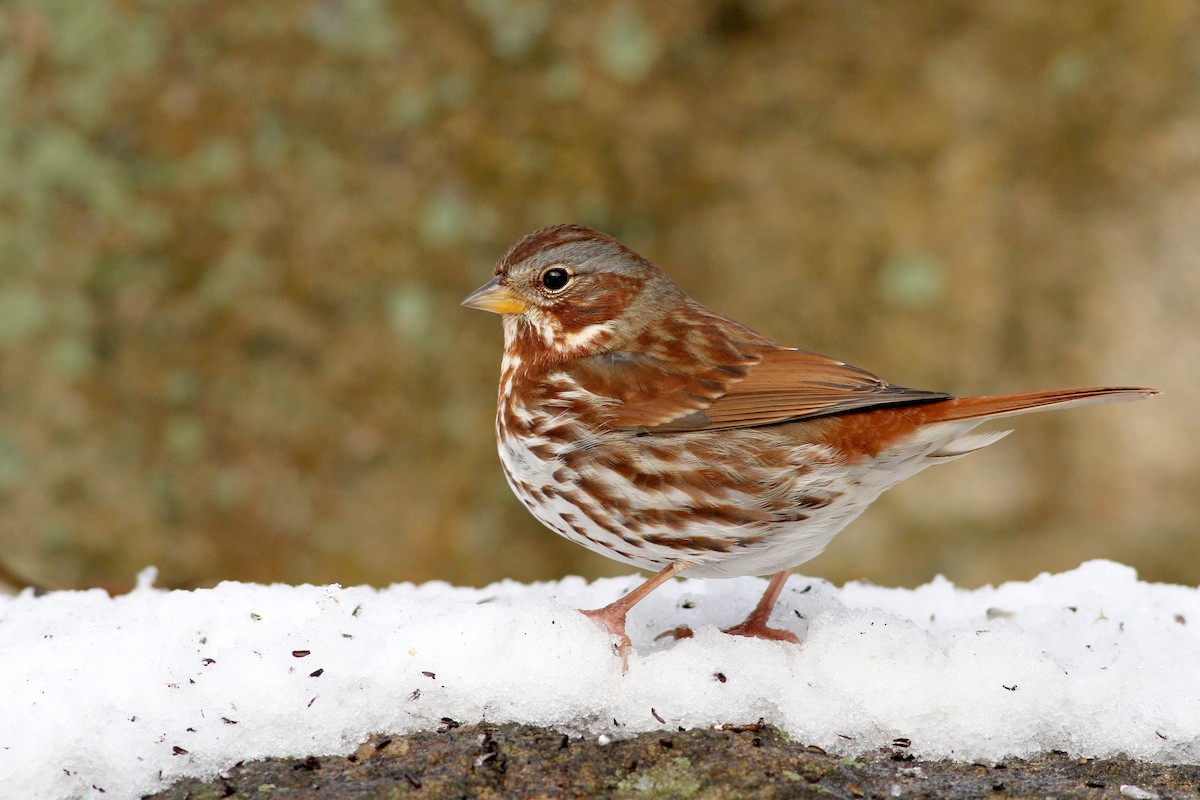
[722,570,799,642]
[582,561,686,668]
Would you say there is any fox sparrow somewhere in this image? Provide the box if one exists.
[463,224,1155,663]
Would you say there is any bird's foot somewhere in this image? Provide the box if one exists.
[722,615,799,643]
[581,605,633,672]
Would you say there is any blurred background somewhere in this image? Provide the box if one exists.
[1,0,1197,593]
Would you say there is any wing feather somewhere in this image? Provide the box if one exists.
[651,347,949,432]
[567,342,949,433]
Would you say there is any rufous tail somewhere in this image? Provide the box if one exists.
[925,386,1157,423]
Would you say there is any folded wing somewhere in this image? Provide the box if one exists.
[565,320,948,433]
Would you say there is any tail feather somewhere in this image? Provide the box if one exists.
[925,386,1157,423]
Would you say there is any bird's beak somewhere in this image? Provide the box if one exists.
[461,275,527,315]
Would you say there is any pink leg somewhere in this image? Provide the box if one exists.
[582,562,686,668]
[723,570,799,643]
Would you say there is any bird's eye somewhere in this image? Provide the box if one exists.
[540,266,572,293]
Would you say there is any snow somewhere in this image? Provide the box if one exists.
[1,559,1198,799]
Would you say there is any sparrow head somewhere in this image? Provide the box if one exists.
[462,224,683,361]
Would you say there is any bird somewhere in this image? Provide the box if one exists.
[462,223,1155,663]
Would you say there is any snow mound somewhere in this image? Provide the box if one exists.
[1,560,1197,799]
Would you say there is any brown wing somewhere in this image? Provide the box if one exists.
[566,344,950,433]
[655,347,950,432]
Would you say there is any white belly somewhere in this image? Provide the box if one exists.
[498,412,1001,579]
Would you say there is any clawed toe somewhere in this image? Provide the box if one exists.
[722,619,800,643]
[655,621,798,644]
[654,625,695,641]
[580,606,632,671]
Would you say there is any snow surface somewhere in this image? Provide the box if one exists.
[1,560,1198,799]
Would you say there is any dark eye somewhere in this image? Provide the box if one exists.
[540,267,571,293]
